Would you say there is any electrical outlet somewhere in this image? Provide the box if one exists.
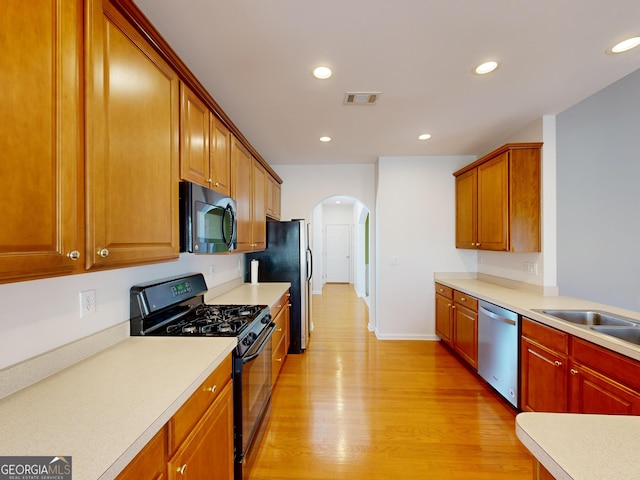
[524,262,538,275]
[79,290,96,318]
[209,265,216,275]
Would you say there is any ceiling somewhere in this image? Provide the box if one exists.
[134,0,640,166]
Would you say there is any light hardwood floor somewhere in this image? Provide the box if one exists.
[249,283,533,479]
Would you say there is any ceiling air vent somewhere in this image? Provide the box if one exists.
[343,92,381,105]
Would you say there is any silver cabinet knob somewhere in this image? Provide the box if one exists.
[214,182,220,187]
[554,361,563,367]
[66,250,80,261]
[207,178,212,183]
[570,368,579,375]
[177,464,187,475]
[97,248,109,258]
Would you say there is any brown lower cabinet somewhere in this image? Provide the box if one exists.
[271,291,291,384]
[452,291,478,369]
[116,353,233,480]
[434,284,478,370]
[521,317,640,415]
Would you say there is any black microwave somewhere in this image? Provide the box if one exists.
[179,182,237,253]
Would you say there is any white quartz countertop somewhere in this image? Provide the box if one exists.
[0,281,290,480]
[0,336,236,480]
[435,277,640,361]
[206,282,291,307]
[516,412,640,480]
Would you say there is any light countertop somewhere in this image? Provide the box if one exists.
[206,282,291,307]
[435,277,640,361]
[0,336,236,480]
[516,412,640,480]
[0,281,290,480]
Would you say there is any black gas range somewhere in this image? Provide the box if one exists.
[129,273,272,356]
[129,273,276,480]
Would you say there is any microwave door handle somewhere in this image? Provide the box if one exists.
[222,204,234,247]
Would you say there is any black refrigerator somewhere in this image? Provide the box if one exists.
[245,220,312,354]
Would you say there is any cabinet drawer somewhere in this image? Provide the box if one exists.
[522,318,569,354]
[270,290,290,321]
[454,290,477,311]
[272,333,287,384]
[169,353,232,453]
[571,337,640,391]
[435,283,453,299]
[271,308,287,351]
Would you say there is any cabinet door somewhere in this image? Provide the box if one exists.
[520,337,568,412]
[569,362,640,415]
[477,152,509,251]
[453,304,477,369]
[266,175,281,220]
[168,381,233,480]
[435,293,452,345]
[231,139,253,252]
[0,0,83,282]
[85,0,180,269]
[454,168,477,249]
[116,427,166,480]
[180,83,211,187]
[252,160,267,250]
[210,117,231,196]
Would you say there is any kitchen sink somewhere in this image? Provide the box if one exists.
[534,309,639,327]
[590,326,640,345]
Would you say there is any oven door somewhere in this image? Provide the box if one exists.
[234,322,276,464]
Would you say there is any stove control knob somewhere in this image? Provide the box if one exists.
[261,314,272,324]
[242,332,257,346]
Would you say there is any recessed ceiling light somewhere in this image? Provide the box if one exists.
[474,61,499,75]
[418,133,432,140]
[313,66,332,79]
[610,36,640,53]
[319,136,332,142]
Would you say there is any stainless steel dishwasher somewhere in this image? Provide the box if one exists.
[478,300,519,407]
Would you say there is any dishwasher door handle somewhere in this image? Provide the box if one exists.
[479,305,517,326]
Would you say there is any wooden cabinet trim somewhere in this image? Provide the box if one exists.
[106,0,281,183]
[453,142,543,177]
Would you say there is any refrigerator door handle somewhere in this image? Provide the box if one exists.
[306,249,313,281]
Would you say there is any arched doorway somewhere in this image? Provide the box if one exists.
[311,195,371,308]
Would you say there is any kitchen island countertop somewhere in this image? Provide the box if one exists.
[516,412,640,480]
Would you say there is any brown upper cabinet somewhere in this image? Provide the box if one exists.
[1,0,280,283]
[0,0,84,282]
[179,83,232,196]
[453,143,542,252]
[266,175,282,221]
[232,140,267,252]
[85,0,180,270]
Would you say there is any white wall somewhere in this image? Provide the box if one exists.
[376,155,477,340]
[272,163,377,324]
[0,253,243,369]
[556,68,640,311]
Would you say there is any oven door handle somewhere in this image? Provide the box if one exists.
[242,322,277,363]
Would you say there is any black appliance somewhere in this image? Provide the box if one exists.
[129,273,274,480]
[180,181,237,254]
[245,219,312,354]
